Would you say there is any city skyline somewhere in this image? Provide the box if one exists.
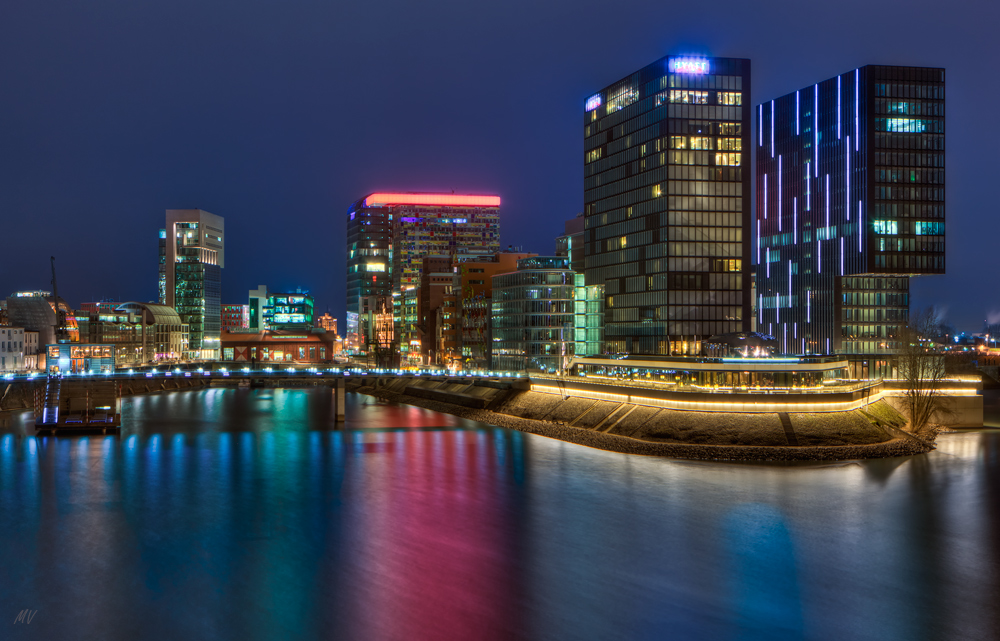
[1,0,996,332]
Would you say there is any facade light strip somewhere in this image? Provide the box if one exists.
[814,85,819,176]
[766,248,770,278]
[806,164,811,211]
[817,240,821,274]
[759,104,763,147]
[771,100,774,158]
[840,237,845,275]
[855,69,859,151]
[846,136,850,220]
[825,175,830,228]
[763,174,767,219]
[859,203,863,252]
[838,75,841,139]
[796,91,800,135]
[793,197,797,244]
[778,156,782,232]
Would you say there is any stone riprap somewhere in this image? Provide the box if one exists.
[348,378,932,461]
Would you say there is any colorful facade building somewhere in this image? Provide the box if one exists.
[346,192,501,364]
[221,304,250,332]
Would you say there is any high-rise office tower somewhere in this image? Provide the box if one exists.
[346,192,500,363]
[158,209,225,359]
[584,55,752,356]
[756,66,944,374]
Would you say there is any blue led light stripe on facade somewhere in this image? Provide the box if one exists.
[825,175,830,228]
[771,101,774,158]
[793,197,797,244]
[838,75,841,139]
[763,174,767,219]
[814,85,819,177]
[805,164,811,211]
[759,104,763,147]
[756,219,761,264]
[846,136,850,220]
[778,156,782,232]
[817,239,821,274]
[766,248,770,277]
[855,69,859,151]
[840,237,844,275]
[788,261,792,305]
[796,91,800,135]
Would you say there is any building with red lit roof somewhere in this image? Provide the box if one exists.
[346,192,500,365]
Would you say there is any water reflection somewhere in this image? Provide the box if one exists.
[0,388,997,640]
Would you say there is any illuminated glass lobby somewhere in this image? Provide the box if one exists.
[583,55,752,357]
[756,65,945,373]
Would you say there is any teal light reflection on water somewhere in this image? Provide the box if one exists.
[0,389,997,641]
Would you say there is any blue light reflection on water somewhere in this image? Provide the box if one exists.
[0,388,998,640]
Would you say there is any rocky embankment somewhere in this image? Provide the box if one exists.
[349,380,934,462]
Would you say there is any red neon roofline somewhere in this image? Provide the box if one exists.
[365,193,501,208]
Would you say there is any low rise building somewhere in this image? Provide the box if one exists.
[220,330,336,365]
[0,326,25,372]
[221,304,250,332]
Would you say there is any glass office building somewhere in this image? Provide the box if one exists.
[491,257,576,373]
[346,199,393,345]
[584,55,752,357]
[756,65,944,371]
[158,209,224,359]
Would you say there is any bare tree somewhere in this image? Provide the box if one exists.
[897,307,947,434]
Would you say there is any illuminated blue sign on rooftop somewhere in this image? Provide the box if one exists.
[669,58,710,74]
[585,94,602,111]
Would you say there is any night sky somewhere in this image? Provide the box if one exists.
[1,0,995,331]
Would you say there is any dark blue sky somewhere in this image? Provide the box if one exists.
[1,0,995,331]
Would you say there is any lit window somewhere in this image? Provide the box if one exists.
[690,137,713,150]
[718,92,742,106]
[669,90,709,105]
[670,136,687,149]
[873,220,899,235]
[882,118,928,133]
[718,137,742,151]
[715,153,741,166]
